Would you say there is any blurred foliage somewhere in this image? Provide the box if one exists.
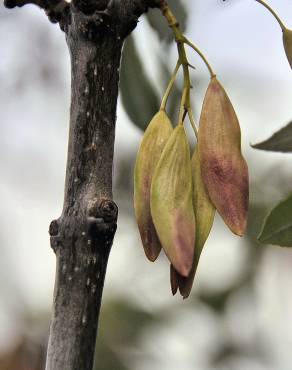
[146,0,187,43]
[120,35,160,131]
[120,0,187,131]
[252,121,292,152]
[94,299,159,370]
[0,299,161,370]
[0,337,45,370]
[253,121,292,247]
[258,192,292,246]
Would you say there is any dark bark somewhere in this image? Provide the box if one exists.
[45,9,122,369]
[4,0,163,369]
[45,1,162,370]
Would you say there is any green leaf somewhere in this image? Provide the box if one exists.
[252,121,292,152]
[146,0,187,43]
[120,35,159,131]
[258,193,292,246]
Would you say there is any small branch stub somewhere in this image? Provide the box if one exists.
[49,220,59,237]
[99,199,118,222]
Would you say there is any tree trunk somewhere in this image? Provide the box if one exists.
[45,9,122,370]
[4,0,162,369]
[43,0,163,367]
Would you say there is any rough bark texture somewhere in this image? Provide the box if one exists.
[45,11,122,370]
[4,0,162,369]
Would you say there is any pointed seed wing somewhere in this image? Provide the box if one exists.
[151,124,196,276]
[134,110,173,261]
[177,147,216,298]
[198,77,249,236]
[170,264,179,296]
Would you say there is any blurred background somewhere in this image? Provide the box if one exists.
[1,0,292,369]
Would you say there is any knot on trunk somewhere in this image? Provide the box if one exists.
[99,199,118,222]
[49,219,60,237]
[86,198,118,247]
[87,198,118,222]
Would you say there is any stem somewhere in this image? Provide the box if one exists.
[188,108,198,139]
[183,37,216,78]
[159,1,214,133]
[254,0,286,30]
[159,4,192,125]
[178,85,188,124]
[160,60,181,110]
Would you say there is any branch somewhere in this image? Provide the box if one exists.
[45,1,164,367]
[45,22,122,366]
[4,0,163,34]
[68,0,164,38]
[71,0,162,15]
